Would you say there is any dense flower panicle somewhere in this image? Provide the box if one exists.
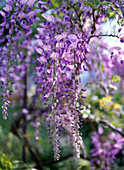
[34,0,124,158]
[91,127,124,170]
[35,10,90,158]
[0,0,42,119]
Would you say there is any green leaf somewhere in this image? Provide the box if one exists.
[78,159,91,170]
[112,75,121,83]
[100,65,104,74]
[97,61,101,68]
[86,0,101,7]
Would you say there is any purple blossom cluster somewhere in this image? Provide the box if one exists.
[0,0,124,161]
[91,126,124,170]
[0,0,44,118]
[111,46,124,78]
[35,11,89,159]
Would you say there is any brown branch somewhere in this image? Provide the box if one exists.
[23,137,44,170]
[85,118,124,137]
[91,8,96,34]
[99,120,124,137]
[88,34,119,42]
[10,126,44,170]
[41,153,90,166]
[43,153,73,166]
[22,64,28,163]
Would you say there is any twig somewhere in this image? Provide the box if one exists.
[88,34,119,41]
[22,64,28,163]
[85,118,124,137]
[99,120,124,137]
[10,126,44,170]
[42,153,90,166]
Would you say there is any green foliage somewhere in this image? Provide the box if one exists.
[0,153,12,170]
[12,160,33,170]
[78,159,91,170]
[85,0,100,7]
[112,75,121,83]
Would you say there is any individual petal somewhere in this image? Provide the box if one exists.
[55,33,67,41]
[68,34,77,40]
[37,27,45,34]
[56,42,64,49]
[20,0,28,5]
[27,0,35,7]
[41,13,55,22]
[3,4,12,12]
[0,10,5,17]
[36,39,43,47]
[18,12,26,19]
[50,52,59,59]
[38,56,47,63]
[36,48,43,54]
[43,45,51,52]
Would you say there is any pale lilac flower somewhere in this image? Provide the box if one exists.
[36,39,43,47]
[18,12,26,19]
[50,52,59,59]
[56,42,64,49]
[3,4,12,12]
[55,33,67,41]
[20,0,27,5]
[41,13,55,22]
[22,108,29,115]
[27,0,35,7]
[38,56,47,63]
[36,48,43,54]
[68,34,77,40]
[0,10,5,17]
[43,45,51,52]
[37,27,45,34]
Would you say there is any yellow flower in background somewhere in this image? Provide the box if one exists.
[102,96,112,103]
[99,96,112,109]
[113,103,121,109]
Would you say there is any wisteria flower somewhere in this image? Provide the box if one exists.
[36,48,43,54]
[55,33,67,41]
[38,56,47,63]
[3,4,12,12]
[120,34,124,43]
[36,39,43,47]
[27,0,35,7]
[41,13,55,22]
[50,52,59,60]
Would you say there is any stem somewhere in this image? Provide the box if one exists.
[53,59,58,160]
[53,59,57,133]
[85,118,124,137]
[22,64,27,163]
[74,51,80,155]
[89,34,119,41]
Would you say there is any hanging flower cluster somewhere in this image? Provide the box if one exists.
[0,0,124,161]
[35,11,89,159]
[0,0,42,118]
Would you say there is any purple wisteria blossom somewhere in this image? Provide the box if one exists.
[0,0,124,163]
[91,127,124,170]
